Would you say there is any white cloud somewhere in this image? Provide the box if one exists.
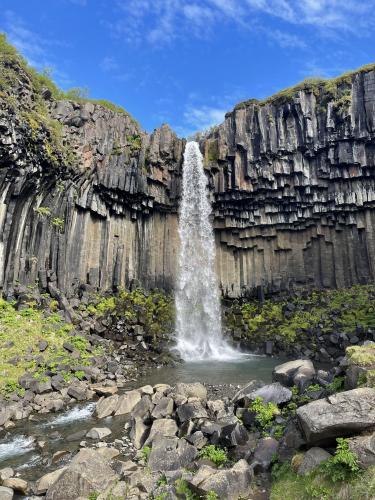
[112,0,375,48]
[100,56,119,72]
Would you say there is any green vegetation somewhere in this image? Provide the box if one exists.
[84,289,174,341]
[235,62,375,111]
[320,438,360,483]
[226,285,375,346]
[346,343,375,368]
[34,206,52,217]
[141,445,151,463]
[51,217,65,232]
[0,298,101,397]
[205,139,219,164]
[126,134,142,151]
[0,33,138,168]
[205,492,219,500]
[271,441,367,500]
[174,479,198,500]
[198,445,228,466]
[326,376,345,393]
[250,396,280,430]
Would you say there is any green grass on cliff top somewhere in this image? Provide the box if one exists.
[0,33,138,124]
[235,62,375,110]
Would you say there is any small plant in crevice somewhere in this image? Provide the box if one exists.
[250,396,280,430]
[174,479,198,500]
[319,438,360,482]
[141,445,151,463]
[198,445,228,467]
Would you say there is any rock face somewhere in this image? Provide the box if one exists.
[1,60,375,297]
[296,388,375,443]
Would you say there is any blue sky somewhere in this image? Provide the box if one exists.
[0,1,374,137]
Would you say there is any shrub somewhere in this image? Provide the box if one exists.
[250,396,280,429]
[141,445,151,463]
[198,445,228,466]
[320,438,360,482]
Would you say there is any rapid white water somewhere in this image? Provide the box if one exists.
[175,141,243,361]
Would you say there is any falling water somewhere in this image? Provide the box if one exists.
[175,141,242,361]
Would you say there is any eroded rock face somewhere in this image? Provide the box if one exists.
[1,65,375,297]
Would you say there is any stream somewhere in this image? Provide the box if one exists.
[0,355,283,492]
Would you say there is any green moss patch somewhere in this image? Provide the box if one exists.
[346,344,375,368]
[0,298,101,397]
[226,284,375,346]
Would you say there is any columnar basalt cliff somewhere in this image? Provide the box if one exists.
[0,44,374,298]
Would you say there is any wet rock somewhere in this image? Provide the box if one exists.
[86,427,112,440]
[189,459,253,499]
[297,447,331,475]
[45,449,118,500]
[297,388,375,443]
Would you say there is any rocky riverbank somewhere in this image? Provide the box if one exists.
[1,347,375,499]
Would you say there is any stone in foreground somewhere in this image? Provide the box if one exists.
[273,359,315,388]
[297,447,331,475]
[296,388,375,443]
[45,449,117,500]
[189,459,253,499]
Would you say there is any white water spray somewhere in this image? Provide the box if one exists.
[175,141,242,361]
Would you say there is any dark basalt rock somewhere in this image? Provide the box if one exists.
[0,63,375,298]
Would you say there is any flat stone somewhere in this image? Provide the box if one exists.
[174,383,207,400]
[86,427,112,440]
[297,388,375,443]
[36,468,67,495]
[0,486,13,500]
[95,395,119,418]
[2,478,28,494]
[145,418,179,446]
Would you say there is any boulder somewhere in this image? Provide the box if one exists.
[249,382,292,405]
[174,383,207,400]
[0,486,13,500]
[2,478,28,494]
[67,382,88,401]
[297,447,331,475]
[45,449,118,500]
[189,459,253,499]
[296,388,375,443]
[217,422,249,448]
[130,417,150,449]
[29,378,52,394]
[348,432,375,469]
[232,380,265,406]
[131,395,154,420]
[35,468,67,495]
[148,436,197,472]
[115,390,141,416]
[95,395,119,418]
[86,427,112,440]
[0,468,14,482]
[90,384,118,396]
[273,359,315,388]
[145,418,178,445]
[151,397,174,419]
[176,401,208,422]
[252,437,279,472]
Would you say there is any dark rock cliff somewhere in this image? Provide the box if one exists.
[0,49,374,298]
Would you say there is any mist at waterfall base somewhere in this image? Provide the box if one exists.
[175,141,246,362]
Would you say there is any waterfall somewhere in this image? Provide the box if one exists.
[175,141,242,361]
